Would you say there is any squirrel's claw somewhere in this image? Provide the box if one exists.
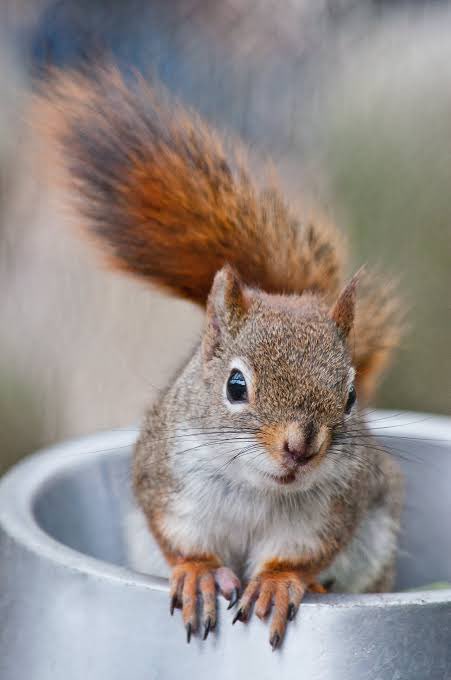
[202,616,212,641]
[170,561,240,642]
[232,607,245,624]
[270,632,281,651]
[169,592,179,616]
[230,570,327,649]
[231,577,260,624]
[227,587,240,610]
[287,602,297,621]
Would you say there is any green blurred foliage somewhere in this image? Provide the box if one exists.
[320,30,451,414]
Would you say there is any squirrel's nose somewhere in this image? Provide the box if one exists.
[283,439,309,464]
[283,422,316,465]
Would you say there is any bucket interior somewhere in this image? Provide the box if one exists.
[33,430,451,590]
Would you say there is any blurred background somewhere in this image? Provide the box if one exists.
[0,0,450,476]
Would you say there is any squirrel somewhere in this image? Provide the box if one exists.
[39,66,404,649]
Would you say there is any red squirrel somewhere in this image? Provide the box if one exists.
[39,66,404,649]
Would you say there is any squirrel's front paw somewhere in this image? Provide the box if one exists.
[170,560,241,642]
[232,570,325,649]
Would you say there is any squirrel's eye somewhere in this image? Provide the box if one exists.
[345,384,357,414]
[226,369,248,403]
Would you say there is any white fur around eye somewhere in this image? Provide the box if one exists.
[223,357,254,412]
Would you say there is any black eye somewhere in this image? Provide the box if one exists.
[345,384,356,414]
[226,369,248,403]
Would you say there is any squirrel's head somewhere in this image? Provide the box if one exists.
[200,265,362,493]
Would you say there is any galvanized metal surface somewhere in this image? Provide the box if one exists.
[0,412,450,679]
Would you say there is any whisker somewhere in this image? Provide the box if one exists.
[173,437,258,457]
[336,431,451,445]
[332,433,425,465]
[341,416,433,435]
[362,411,421,425]
[215,443,265,475]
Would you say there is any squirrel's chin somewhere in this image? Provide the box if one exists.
[246,462,318,493]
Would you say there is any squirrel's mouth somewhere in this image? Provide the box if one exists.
[269,451,320,485]
[270,471,298,485]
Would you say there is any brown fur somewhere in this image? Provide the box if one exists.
[35,68,344,305]
[36,65,405,647]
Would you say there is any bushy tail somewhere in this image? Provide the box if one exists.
[35,66,344,305]
[35,65,402,399]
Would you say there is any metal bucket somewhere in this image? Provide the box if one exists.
[0,412,450,679]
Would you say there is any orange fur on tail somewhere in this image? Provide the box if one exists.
[35,66,402,398]
[36,66,344,304]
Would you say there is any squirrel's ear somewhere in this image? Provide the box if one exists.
[203,265,248,361]
[330,267,364,339]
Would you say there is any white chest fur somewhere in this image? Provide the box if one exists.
[162,457,331,578]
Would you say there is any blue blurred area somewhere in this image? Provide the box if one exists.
[29,0,170,74]
[24,1,305,164]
